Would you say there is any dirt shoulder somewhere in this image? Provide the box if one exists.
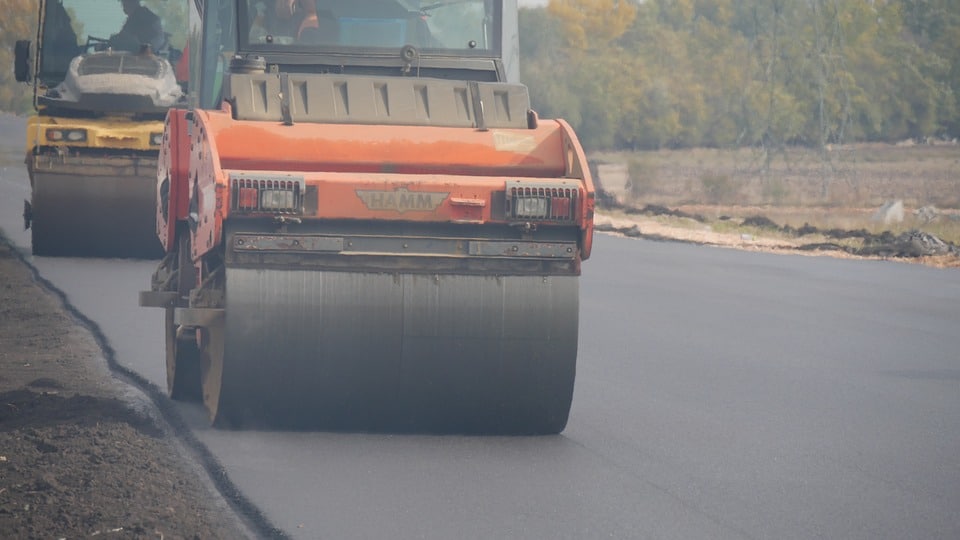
[0,239,252,539]
[594,208,960,269]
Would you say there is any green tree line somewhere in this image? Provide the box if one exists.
[0,0,38,114]
[520,0,960,151]
[4,0,956,152]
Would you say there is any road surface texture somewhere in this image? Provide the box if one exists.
[2,112,960,539]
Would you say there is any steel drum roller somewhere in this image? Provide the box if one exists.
[202,268,579,434]
[28,156,162,258]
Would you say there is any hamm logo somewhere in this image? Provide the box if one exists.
[356,188,449,213]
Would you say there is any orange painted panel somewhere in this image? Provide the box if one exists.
[222,170,513,223]
[156,109,192,251]
[201,110,568,177]
[189,107,595,258]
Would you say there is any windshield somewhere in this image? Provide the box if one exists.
[240,0,499,55]
[38,0,188,85]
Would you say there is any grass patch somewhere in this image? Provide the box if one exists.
[596,143,960,210]
[700,173,737,204]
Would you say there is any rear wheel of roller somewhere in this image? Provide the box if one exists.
[165,233,201,401]
[165,309,202,401]
[200,317,228,427]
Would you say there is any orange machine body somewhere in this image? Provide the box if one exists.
[143,0,596,434]
[164,103,595,264]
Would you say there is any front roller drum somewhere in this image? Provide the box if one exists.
[26,155,162,258]
[201,269,579,435]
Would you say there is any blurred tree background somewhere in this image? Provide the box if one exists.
[0,0,38,114]
[2,0,958,153]
[520,0,959,151]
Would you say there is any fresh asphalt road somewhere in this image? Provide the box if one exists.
[2,115,960,539]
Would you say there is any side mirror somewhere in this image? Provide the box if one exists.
[14,40,31,82]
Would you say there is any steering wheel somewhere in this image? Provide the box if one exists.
[85,36,110,53]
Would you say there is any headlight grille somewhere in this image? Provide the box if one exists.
[230,174,304,215]
[505,180,579,222]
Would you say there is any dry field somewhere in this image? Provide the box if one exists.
[591,142,960,267]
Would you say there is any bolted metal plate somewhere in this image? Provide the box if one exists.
[468,240,577,258]
[139,290,178,308]
[175,307,224,328]
[232,234,344,253]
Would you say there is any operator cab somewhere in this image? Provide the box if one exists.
[15,0,188,115]
[196,0,520,108]
[243,0,493,52]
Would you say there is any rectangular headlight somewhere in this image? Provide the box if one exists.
[261,188,295,210]
[230,174,304,215]
[46,128,87,143]
[505,180,579,222]
[516,197,548,217]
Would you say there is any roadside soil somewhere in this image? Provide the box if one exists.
[593,206,960,269]
[0,239,251,539]
[591,141,960,269]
